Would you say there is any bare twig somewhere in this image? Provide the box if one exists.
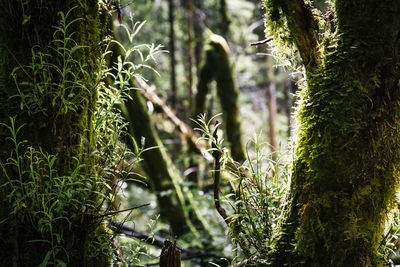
[249,38,272,46]
[211,126,252,257]
[112,236,128,266]
[90,203,150,219]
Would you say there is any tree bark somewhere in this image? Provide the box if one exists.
[266,0,400,266]
[193,0,205,69]
[0,1,111,265]
[168,0,178,108]
[121,88,190,236]
[219,0,230,37]
[194,32,246,162]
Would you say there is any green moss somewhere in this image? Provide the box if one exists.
[0,1,114,265]
[264,0,400,265]
[194,31,245,161]
[122,89,191,235]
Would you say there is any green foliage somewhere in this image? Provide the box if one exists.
[0,7,163,266]
[380,212,400,266]
[1,116,104,265]
[112,216,159,266]
[194,114,289,264]
[262,0,299,68]
[10,7,90,119]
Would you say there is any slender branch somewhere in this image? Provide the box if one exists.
[250,38,272,46]
[108,220,230,261]
[212,127,251,257]
[112,236,128,266]
[90,203,150,219]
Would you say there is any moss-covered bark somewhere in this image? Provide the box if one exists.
[0,1,111,265]
[121,89,190,236]
[123,79,213,240]
[106,27,198,235]
[265,0,400,266]
[194,32,245,162]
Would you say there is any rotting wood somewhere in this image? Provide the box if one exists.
[160,239,181,267]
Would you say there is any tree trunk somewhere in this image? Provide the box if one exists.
[219,0,230,37]
[168,0,177,108]
[121,89,189,236]
[194,32,246,162]
[193,0,205,69]
[0,1,111,265]
[265,0,400,266]
[184,0,195,112]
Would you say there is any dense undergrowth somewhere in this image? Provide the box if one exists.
[0,7,160,265]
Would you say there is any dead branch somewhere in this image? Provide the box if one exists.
[249,38,272,46]
[108,220,230,262]
[134,77,213,162]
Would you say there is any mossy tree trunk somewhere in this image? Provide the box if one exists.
[0,1,111,266]
[219,0,230,37]
[265,0,400,266]
[194,32,246,162]
[121,89,189,236]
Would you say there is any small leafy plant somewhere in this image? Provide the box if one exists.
[194,114,289,265]
[1,7,162,266]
